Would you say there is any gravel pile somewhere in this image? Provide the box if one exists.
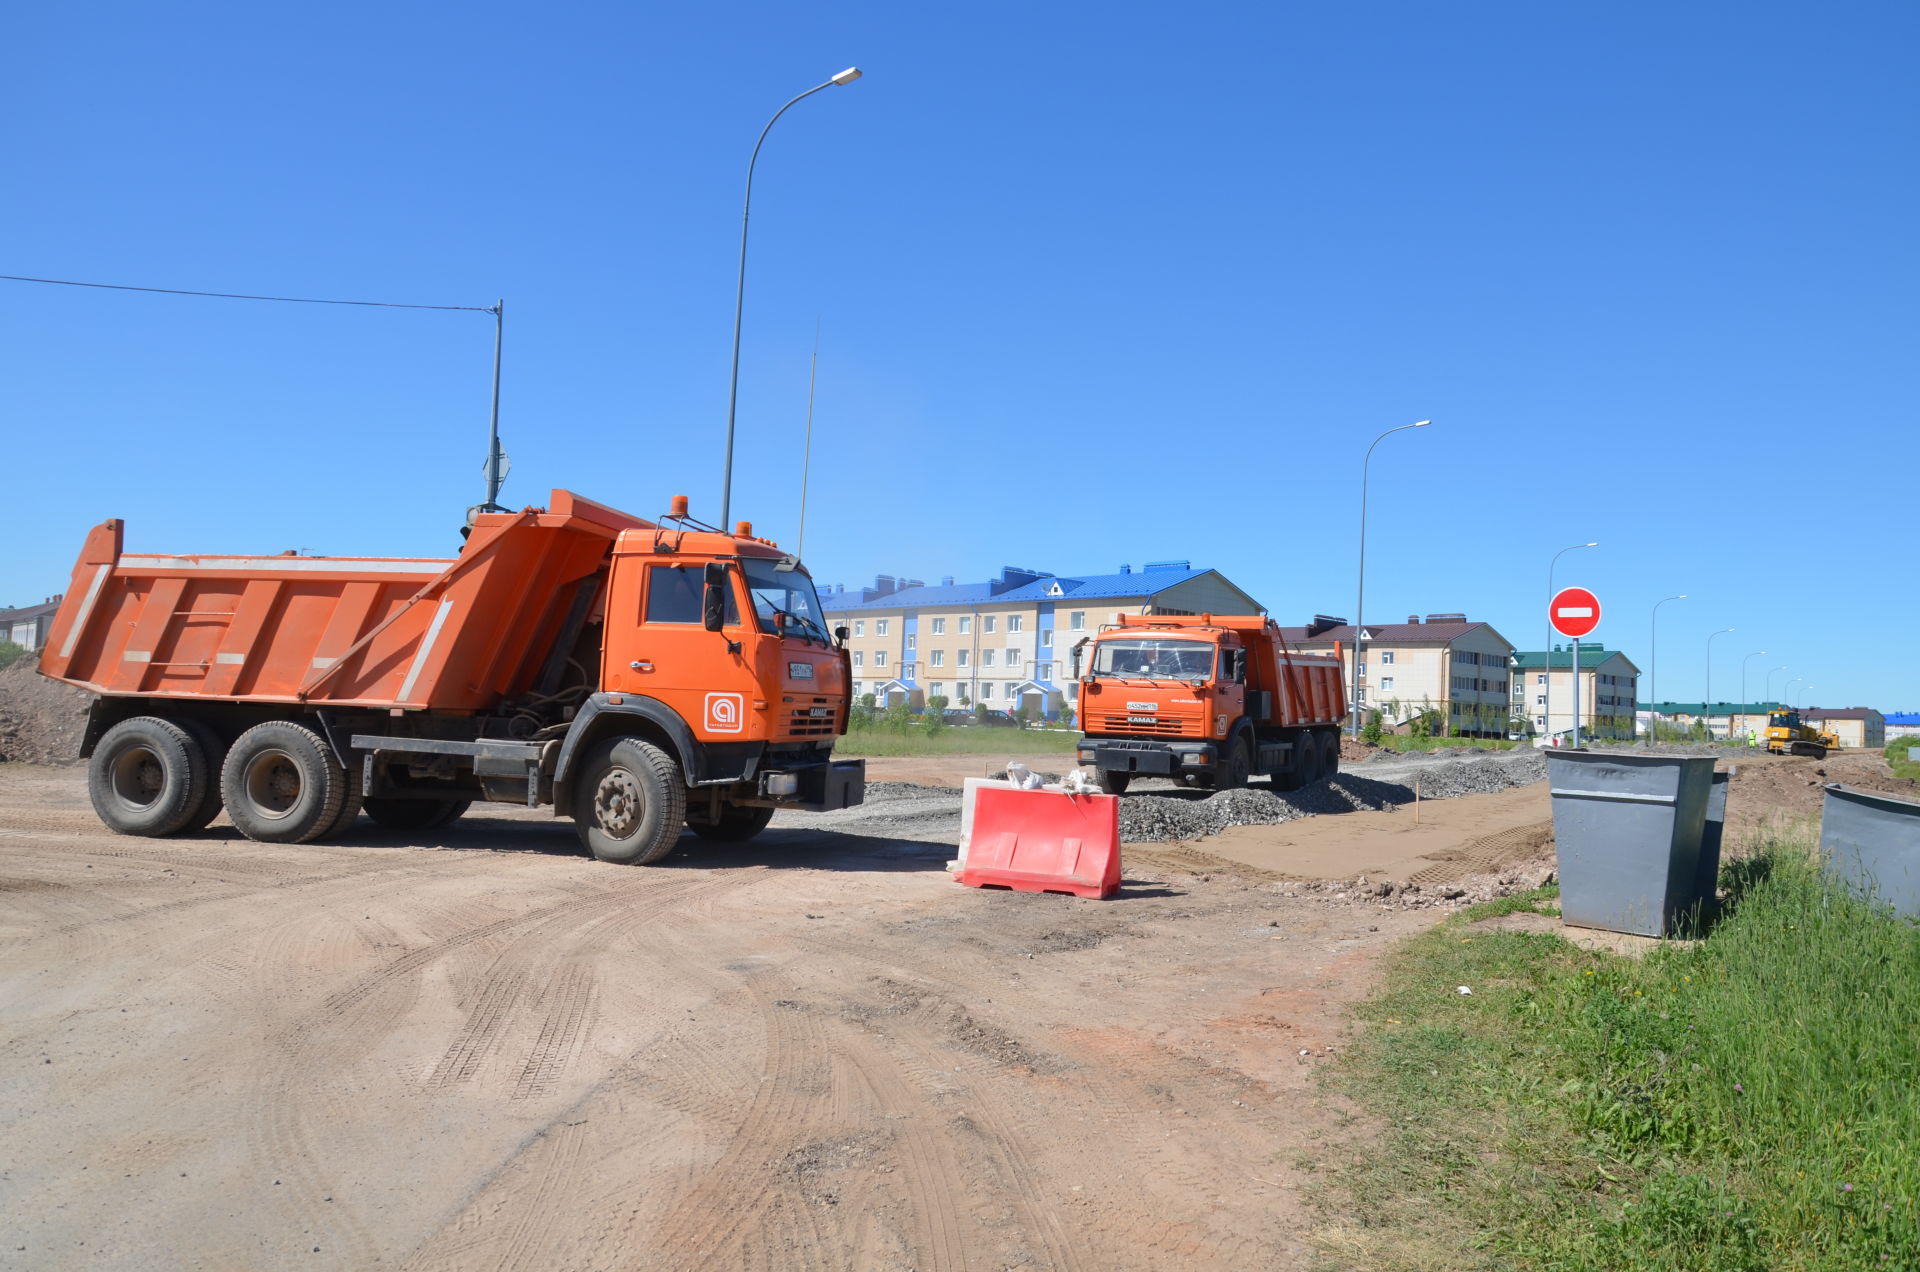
[1116,751,1547,843]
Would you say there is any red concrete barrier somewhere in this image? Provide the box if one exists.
[956,787,1121,899]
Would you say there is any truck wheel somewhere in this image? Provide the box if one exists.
[363,797,464,831]
[317,767,364,840]
[1093,768,1131,795]
[174,717,229,833]
[428,799,472,828]
[1319,732,1341,781]
[1214,737,1252,790]
[88,716,213,837]
[687,802,775,842]
[220,721,348,845]
[573,737,686,865]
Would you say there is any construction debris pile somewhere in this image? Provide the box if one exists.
[1116,751,1548,843]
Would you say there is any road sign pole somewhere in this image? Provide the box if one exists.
[1572,637,1582,749]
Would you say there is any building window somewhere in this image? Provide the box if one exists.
[852,651,864,667]
[959,617,972,635]
[931,617,946,635]
[1380,677,1394,691]
[906,633,916,650]
[1040,629,1052,648]
[902,662,916,680]
[1380,651,1395,665]
[853,620,865,637]
[983,616,997,634]
[877,619,889,636]
[957,650,969,667]
[981,683,994,700]
[1069,611,1085,631]
[1008,615,1023,632]
[1536,674,1546,685]
[1035,661,1052,681]
[874,650,888,667]
[1535,695,1545,705]
[982,649,996,667]
[1006,648,1021,668]
[1356,687,1367,702]
[1067,682,1079,701]
[930,682,943,698]
[930,650,945,667]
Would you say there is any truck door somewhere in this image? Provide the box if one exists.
[620,562,749,738]
[1215,644,1246,736]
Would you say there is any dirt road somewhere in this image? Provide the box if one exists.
[1,763,1433,1271]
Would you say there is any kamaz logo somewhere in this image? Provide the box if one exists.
[1126,701,1157,711]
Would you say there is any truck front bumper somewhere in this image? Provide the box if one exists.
[1076,738,1216,775]
[757,757,866,811]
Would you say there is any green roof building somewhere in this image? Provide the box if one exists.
[1508,643,1642,741]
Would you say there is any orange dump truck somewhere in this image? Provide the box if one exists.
[39,490,863,864]
[1070,613,1347,793]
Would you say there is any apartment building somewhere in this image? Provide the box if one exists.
[1802,708,1887,750]
[1511,644,1642,741]
[822,563,1261,718]
[1275,613,1516,738]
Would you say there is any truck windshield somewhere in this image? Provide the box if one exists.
[743,559,829,642]
[1090,638,1213,680]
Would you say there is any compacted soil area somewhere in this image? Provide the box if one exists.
[1,762,1426,1271]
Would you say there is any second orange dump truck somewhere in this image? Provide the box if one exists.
[38,490,863,864]
[1072,613,1347,793]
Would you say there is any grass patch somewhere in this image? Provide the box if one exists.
[834,728,1081,758]
[1313,838,1920,1271]
[1370,735,1522,753]
[1888,737,1918,781]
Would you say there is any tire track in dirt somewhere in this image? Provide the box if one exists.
[240,872,745,1268]
[511,964,595,1102]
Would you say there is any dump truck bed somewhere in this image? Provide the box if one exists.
[40,491,647,712]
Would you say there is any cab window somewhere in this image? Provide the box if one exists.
[645,565,737,625]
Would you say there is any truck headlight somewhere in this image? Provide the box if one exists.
[764,773,799,797]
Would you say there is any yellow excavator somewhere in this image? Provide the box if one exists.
[1765,709,1839,759]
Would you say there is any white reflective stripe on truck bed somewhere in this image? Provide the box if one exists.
[396,599,456,703]
[117,555,447,575]
[58,564,113,660]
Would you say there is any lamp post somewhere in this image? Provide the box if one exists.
[1704,628,1735,739]
[1544,541,1598,743]
[1647,594,1687,744]
[1350,420,1432,735]
[1795,682,1813,709]
[1785,677,1805,709]
[1765,665,1789,702]
[1739,650,1767,742]
[719,67,864,529]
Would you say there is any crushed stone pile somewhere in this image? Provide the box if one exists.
[0,655,90,765]
[1117,751,1547,843]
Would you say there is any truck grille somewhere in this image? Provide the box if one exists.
[1093,711,1193,736]
[787,706,838,737]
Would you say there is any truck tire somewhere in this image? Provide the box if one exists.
[1319,731,1341,781]
[363,797,464,831]
[174,717,229,833]
[686,801,775,842]
[220,721,349,845]
[318,767,364,840]
[1093,768,1132,795]
[573,737,686,865]
[1207,737,1252,790]
[428,799,472,828]
[88,716,213,837]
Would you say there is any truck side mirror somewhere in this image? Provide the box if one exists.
[1231,650,1247,681]
[1071,649,1083,680]
[834,625,849,644]
[702,562,728,632]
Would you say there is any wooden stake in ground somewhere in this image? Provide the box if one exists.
[1414,775,1422,825]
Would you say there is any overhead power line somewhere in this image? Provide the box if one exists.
[0,272,495,313]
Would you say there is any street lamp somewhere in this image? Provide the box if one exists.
[719,66,864,529]
[1544,541,1598,742]
[1739,650,1767,741]
[1647,594,1687,744]
[1704,628,1735,738]
[1350,420,1432,735]
[1795,682,1813,709]
[1765,665,1789,702]
[1785,677,1805,709]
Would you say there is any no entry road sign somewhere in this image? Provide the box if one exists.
[1550,587,1602,639]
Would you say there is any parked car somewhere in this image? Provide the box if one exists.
[941,709,975,726]
[975,709,1019,728]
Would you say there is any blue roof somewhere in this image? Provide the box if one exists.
[823,566,1210,612]
[1885,712,1920,726]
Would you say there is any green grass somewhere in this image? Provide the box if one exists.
[834,727,1082,758]
[1368,734,1522,753]
[1888,737,1919,781]
[1312,839,1920,1271]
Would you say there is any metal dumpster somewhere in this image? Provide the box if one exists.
[1819,783,1920,919]
[1696,769,1731,905]
[1546,751,1718,937]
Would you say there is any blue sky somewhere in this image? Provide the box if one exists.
[5,1,1915,710]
